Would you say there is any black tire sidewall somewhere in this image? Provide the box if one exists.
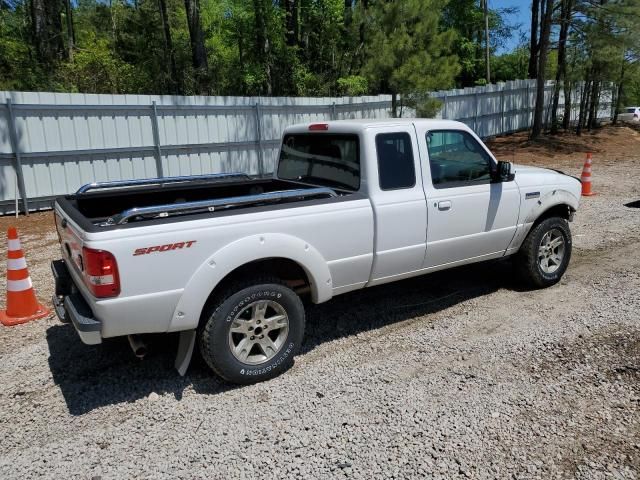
[528,217,572,286]
[201,283,304,384]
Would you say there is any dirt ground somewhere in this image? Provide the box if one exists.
[0,125,639,479]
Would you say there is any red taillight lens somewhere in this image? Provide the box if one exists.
[82,247,120,298]
[308,123,329,131]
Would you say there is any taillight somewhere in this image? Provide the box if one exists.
[82,247,120,298]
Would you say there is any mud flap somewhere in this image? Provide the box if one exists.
[174,329,196,376]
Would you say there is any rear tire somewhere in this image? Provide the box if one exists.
[199,277,305,384]
[514,216,572,288]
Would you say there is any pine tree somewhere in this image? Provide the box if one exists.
[361,0,459,117]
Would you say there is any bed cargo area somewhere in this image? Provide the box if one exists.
[56,174,343,228]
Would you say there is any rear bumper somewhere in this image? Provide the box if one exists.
[51,260,102,345]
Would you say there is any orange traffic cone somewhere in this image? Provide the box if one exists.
[581,153,596,196]
[0,227,50,326]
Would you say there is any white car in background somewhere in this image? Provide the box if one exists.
[619,106,640,122]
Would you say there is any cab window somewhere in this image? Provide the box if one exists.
[278,134,360,191]
[426,130,494,188]
[376,132,416,190]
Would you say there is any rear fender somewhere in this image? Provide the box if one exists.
[167,233,332,332]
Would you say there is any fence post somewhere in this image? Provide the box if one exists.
[500,85,505,134]
[255,102,264,176]
[526,82,531,128]
[6,99,29,215]
[331,102,337,120]
[150,101,164,178]
[474,91,479,133]
[443,94,448,119]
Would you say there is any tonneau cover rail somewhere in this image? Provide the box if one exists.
[102,187,338,226]
[77,172,251,194]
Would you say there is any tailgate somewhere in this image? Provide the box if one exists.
[54,204,85,279]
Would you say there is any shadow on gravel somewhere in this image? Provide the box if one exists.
[624,200,640,209]
[46,325,235,415]
[47,258,517,415]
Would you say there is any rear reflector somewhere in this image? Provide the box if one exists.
[308,123,329,131]
[82,247,120,298]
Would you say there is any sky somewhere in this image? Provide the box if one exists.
[492,0,532,53]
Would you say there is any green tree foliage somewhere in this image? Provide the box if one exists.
[0,0,523,98]
[537,0,640,134]
[491,47,529,82]
[0,2,40,90]
[442,0,519,86]
[360,0,459,116]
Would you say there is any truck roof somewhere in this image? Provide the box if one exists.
[285,118,472,134]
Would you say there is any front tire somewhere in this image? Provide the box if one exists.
[514,216,572,288]
[199,277,305,384]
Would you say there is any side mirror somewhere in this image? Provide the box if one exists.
[494,161,515,182]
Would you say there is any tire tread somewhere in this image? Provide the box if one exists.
[199,275,302,384]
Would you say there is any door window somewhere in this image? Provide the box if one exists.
[426,130,494,188]
[376,132,416,190]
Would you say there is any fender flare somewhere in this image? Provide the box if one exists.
[167,233,332,332]
[508,189,580,251]
[523,189,579,224]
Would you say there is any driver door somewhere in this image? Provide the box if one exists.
[418,128,520,269]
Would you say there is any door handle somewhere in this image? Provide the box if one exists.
[437,201,452,211]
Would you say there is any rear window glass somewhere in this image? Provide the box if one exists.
[277,134,360,190]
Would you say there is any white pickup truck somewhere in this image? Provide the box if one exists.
[52,119,582,384]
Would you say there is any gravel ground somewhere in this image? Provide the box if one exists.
[0,126,639,479]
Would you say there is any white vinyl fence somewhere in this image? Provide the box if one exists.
[0,79,613,214]
[429,79,613,138]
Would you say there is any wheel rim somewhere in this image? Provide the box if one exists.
[538,228,566,274]
[228,300,289,365]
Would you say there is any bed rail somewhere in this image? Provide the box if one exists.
[77,173,251,194]
[101,187,338,226]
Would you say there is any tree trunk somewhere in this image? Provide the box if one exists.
[577,78,591,136]
[253,0,272,95]
[284,0,297,47]
[344,0,353,26]
[184,0,209,93]
[612,49,626,125]
[30,0,65,64]
[391,92,398,118]
[562,81,572,130]
[482,0,490,83]
[528,0,540,79]
[587,80,599,130]
[613,81,623,125]
[158,0,179,93]
[63,0,75,61]
[550,0,573,134]
[531,0,553,138]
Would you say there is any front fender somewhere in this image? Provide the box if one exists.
[167,233,332,332]
[522,188,579,224]
[508,188,580,251]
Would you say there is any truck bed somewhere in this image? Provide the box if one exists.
[55,175,348,231]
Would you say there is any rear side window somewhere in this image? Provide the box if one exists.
[376,132,416,190]
[277,134,360,190]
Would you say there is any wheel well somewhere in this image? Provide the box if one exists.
[533,204,574,227]
[199,258,311,325]
[222,258,310,291]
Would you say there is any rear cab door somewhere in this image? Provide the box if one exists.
[415,123,520,268]
[366,123,428,284]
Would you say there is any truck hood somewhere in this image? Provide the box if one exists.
[513,164,557,175]
[512,163,582,201]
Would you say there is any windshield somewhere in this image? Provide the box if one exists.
[277,134,360,191]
